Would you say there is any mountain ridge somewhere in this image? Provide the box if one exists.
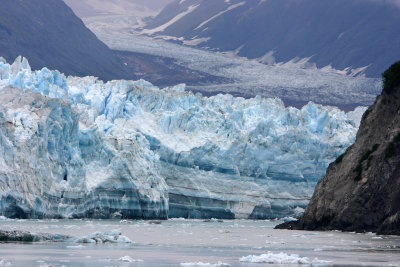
[143,0,400,77]
[0,0,134,81]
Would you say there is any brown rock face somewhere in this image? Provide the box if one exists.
[277,62,400,234]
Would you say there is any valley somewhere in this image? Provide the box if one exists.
[86,19,381,110]
[0,1,399,266]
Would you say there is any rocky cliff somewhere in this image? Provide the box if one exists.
[277,61,400,234]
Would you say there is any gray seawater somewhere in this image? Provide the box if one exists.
[0,219,399,266]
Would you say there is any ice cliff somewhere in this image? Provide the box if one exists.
[0,57,365,219]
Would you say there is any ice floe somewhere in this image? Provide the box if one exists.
[74,230,132,244]
[239,252,331,264]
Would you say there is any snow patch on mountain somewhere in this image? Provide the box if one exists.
[183,37,211,46]
[194,2,246,30]
[257,51,369,77]
[142,4,200,35]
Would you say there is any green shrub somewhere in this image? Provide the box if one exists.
[386,142,396,158]
[385,133,400,158]
[354,162,363,181]
[394,133,400,142]
[361,144,379,161]
[334,153,345,164]
[382,61,400,94]
[354,144,379,181]
[361,108,372,121]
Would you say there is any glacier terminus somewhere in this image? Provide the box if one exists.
[0,57,366,219]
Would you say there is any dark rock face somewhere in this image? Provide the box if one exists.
[277,62,400,234]
[0,230,70,242]
[0,0,133,81]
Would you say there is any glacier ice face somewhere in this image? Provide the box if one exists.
[0,57,365,219]
[0,59,168,219]
[0,85,168,218]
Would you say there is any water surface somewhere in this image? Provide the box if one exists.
[0,219,399,266]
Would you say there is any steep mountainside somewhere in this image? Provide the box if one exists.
[143,0,400,77]
[277,61,400,234]
[63,0,173,17]
[0,0,134,81]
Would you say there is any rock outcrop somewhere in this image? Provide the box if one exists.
[276,61,400,234]
[0,230,69,242]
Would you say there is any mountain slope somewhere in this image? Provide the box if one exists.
[63,0,174,17]
[143,0,400,77]
[276,61,400,234]
[0,0,134,81]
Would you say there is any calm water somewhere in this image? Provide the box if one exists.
[0,219,399,266]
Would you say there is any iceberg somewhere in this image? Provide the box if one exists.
[75,230,132,243]
[239,252,330,264]
[0,259,12,266]
[118,256,143,262]
[180,262,231,267]
[0,57,365,219]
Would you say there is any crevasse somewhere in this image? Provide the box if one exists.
[0,57,365,219]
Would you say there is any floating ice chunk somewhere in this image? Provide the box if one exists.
[203,218,224,223]
[0,259,12,266]
[118,256,143,262]
[66,245,85,249]
[75,230,132,244]
[170,218,187,221]
[0,216,13,221]
[239,252,331,264]
[293,206,305,216]
[113,235,132,243]
[180,262,231,267]
[84,232,102,239]
[282,217,298,222]
[103,229,121,236]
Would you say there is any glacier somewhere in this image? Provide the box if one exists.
[0,57,365,219]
